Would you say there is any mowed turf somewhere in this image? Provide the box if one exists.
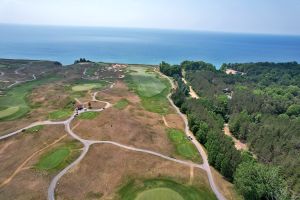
[49,109,73,120]
[136,188,184,200]
[126,66,171,114]
[72,83,103,92]
[167,128,201,162]
[119,179,216,200]
[0,76,60,121]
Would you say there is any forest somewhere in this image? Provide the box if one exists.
[160,61,300,200]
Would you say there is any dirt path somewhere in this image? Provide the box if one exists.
[0,134,67,188]
[223,124,248,151]
[189,165,194,184]
[182,69,200,99]
[162,116,170,128]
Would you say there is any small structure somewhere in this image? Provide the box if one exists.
[76,103,84,111]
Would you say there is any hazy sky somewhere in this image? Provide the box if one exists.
[1,0,300,35]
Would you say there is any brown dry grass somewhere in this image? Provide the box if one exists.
[56,144,212,200]
[0,125,80,200]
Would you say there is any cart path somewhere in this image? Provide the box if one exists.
[0,82,205,200]
[157,69,226,200]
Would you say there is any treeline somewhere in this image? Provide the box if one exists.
[74,58,92,64]
[160,61,292,200]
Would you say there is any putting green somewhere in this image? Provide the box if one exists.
[0,106,20,119]
[136,188,184,200]
[72,83,103,92]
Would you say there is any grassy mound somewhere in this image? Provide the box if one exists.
[72,83,103,92]
[114,99,129,110]
[118,179,216,200]
[78,111,99,119]
[126,66,171,114]
[35,141,81,173]
[167,128,201,162]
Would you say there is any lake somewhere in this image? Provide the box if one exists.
[1,24,300,67]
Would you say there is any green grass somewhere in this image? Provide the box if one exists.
[125,66,171,114]
[35,141,81,173]
[167,129,201,162]
[114,99,129,110]
[26,125,44,133]
[118,179,216,200]
[49,109,73,120]
[72,83,104,92]
[0,106,20,119]
[78,111,99,120]
[0,76,60,121]
[136,188,184,200]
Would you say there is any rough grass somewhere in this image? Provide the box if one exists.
[78,111,99,120]
[114,99,129,110]
[126,66,171,115]
[49,109,73,120]
[167,128,201,163]
[72,83,103,92]
[118,179,216,200]
[35,141,81,173]
[0,76,60,121]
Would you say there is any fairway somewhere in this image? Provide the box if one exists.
[126,66,171,114]
[0,106,19,119]
[128,67,166,97]
[72,83,103,92]
[0,76,60,121]
[136,188,184,200]
[114,99,129,110]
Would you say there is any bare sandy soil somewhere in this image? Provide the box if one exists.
[223,124,248,151]
[56,144,212,200]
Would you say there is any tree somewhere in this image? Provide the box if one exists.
[234,162,289,200]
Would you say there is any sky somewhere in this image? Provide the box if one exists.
[0,0,300,35]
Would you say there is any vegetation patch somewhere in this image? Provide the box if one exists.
[126,66,171,114]
[167,128,200,162]
[72,83,103,92]
[78,111,99,120]
[114,99,129,110]
[118,179,216,200]
[35,141,81,173]
[26,125,44,133]
[49,109,73,120]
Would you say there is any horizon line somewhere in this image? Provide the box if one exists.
[1,22,300,37]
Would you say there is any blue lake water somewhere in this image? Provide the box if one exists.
[1,24,300,67]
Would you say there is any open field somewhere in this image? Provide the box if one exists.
[55,144,216,200]
[0,60,241,200]
[126,66,172,114]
